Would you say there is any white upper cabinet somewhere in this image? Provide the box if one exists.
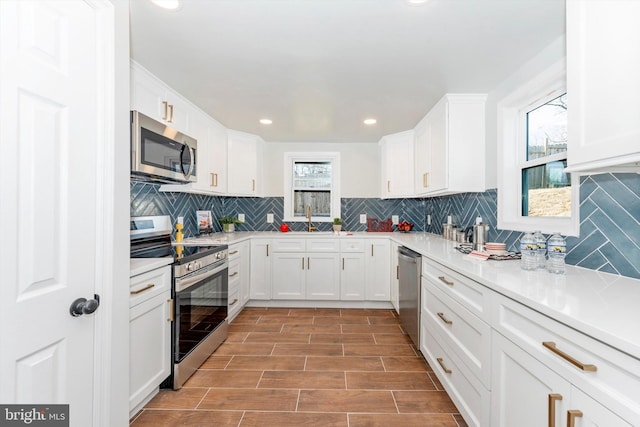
[380,130,414,198]
[227,129,264,196]
[130,61,191,134]
[191,113,228,194]
[416,94,487,196]
[565,0,640,173]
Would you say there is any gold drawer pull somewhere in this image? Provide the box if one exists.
[438,276,454,286]
[542,342,597,372]
[567,410,583,427]
[229,250,239,255]
[436,357,452,374]
[167,298,174,322]
[548,393,563,427]
[229,298,239,306]
[229,272,238,277]
[437,312,453,325]
[130,283,155,295]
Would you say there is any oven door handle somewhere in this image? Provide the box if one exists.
[175,262,228,293]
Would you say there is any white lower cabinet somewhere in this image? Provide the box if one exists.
[271,239,340,300]
[365,239,391,301]
[340,252,366,300]
[228,240,250,322]
[491,292,640,427]
[129,265,172,415]
[249,239,272,300]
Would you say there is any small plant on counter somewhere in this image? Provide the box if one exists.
[333,217,342,232]
[218,216,243,233]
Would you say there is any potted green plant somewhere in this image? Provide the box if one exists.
[333,217,342,232]
[219,216,243,233]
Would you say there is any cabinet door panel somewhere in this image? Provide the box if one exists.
[272,253,306,299]
[306,253,339,299]
[491,331,570,427]
[340,254,366,300]
[570,387,633,427]
[250,240,271,299]
[365,240,390,300]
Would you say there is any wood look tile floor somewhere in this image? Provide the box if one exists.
[130,307,469,427]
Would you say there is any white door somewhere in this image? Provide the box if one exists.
[0,1,111,424]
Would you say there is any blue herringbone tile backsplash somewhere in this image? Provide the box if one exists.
[130,173,640,279]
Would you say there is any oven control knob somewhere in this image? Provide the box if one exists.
[186,263,194,271]
[195,262,201,269]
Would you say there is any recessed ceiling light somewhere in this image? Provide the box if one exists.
[150,0,182,10]
[364,118,377,125]
[406,0,429,4]
[259,119,273,125]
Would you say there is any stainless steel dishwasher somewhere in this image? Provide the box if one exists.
[398,246,421,347]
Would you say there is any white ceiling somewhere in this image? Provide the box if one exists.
[129,0,565,142]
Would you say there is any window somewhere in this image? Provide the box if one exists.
[497,60,579,236]
[284,152,340,222]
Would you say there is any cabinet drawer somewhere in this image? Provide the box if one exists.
[340,239,365,253]
[420,322,489,427]
[228,258,240,281]
[272,239,305,252]
[492,293,640,417]
[422,258,492,322]
[228,244,242,260]
[422,279,491,388]
[130,265,171,308]
[306,238,339,252]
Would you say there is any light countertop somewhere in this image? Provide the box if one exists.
[130,257,173,277]
[181,230,640,359]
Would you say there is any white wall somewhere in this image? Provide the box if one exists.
[484,35,566,189]
[262,142,380,198]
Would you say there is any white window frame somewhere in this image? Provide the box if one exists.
[497,60,580,236]
[283,152,341,222]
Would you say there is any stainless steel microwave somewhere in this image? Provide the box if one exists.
[131,110,197,183]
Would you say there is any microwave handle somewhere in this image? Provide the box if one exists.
[182,144,195,180]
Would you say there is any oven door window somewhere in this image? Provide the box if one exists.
[175,270,228,362]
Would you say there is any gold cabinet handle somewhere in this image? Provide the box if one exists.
[211,173,219,187]
[229,298,239,306]
[252,179,256,191]
[436,357,452,374]
[567,410,583,427]
[266,244,269,257]
[548,393,563,427]
[162,100,168,121]
[423,172,429,188]
[387,180,390,192]
[438,276,454,286]
[167,298,174,322]
[229,272,238,277]
[342,258,345,270]
[302,257,305,270]
[130,283,155,295]
[396,265,399,280]
[307,257,310,269]
[437,312,453,325]
[542,342,597,372]
[371,245,374,257]
[229,250,239,255]
[168,104,174,122]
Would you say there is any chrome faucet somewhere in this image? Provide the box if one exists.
[306,204,317,232]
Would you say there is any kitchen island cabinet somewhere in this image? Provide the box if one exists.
[565,0,640,174]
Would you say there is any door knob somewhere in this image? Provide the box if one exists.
[69,294,100,317]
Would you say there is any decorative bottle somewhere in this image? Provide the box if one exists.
[547,232,566,274]
[520,231,537,271]
[533,230,547,269]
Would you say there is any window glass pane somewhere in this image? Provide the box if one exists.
[521,160,571,217]
[293,162,332,189]
[293,190,331,217]
[526,93,567,161]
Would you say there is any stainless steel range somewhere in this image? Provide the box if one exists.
[130,215,229,389]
